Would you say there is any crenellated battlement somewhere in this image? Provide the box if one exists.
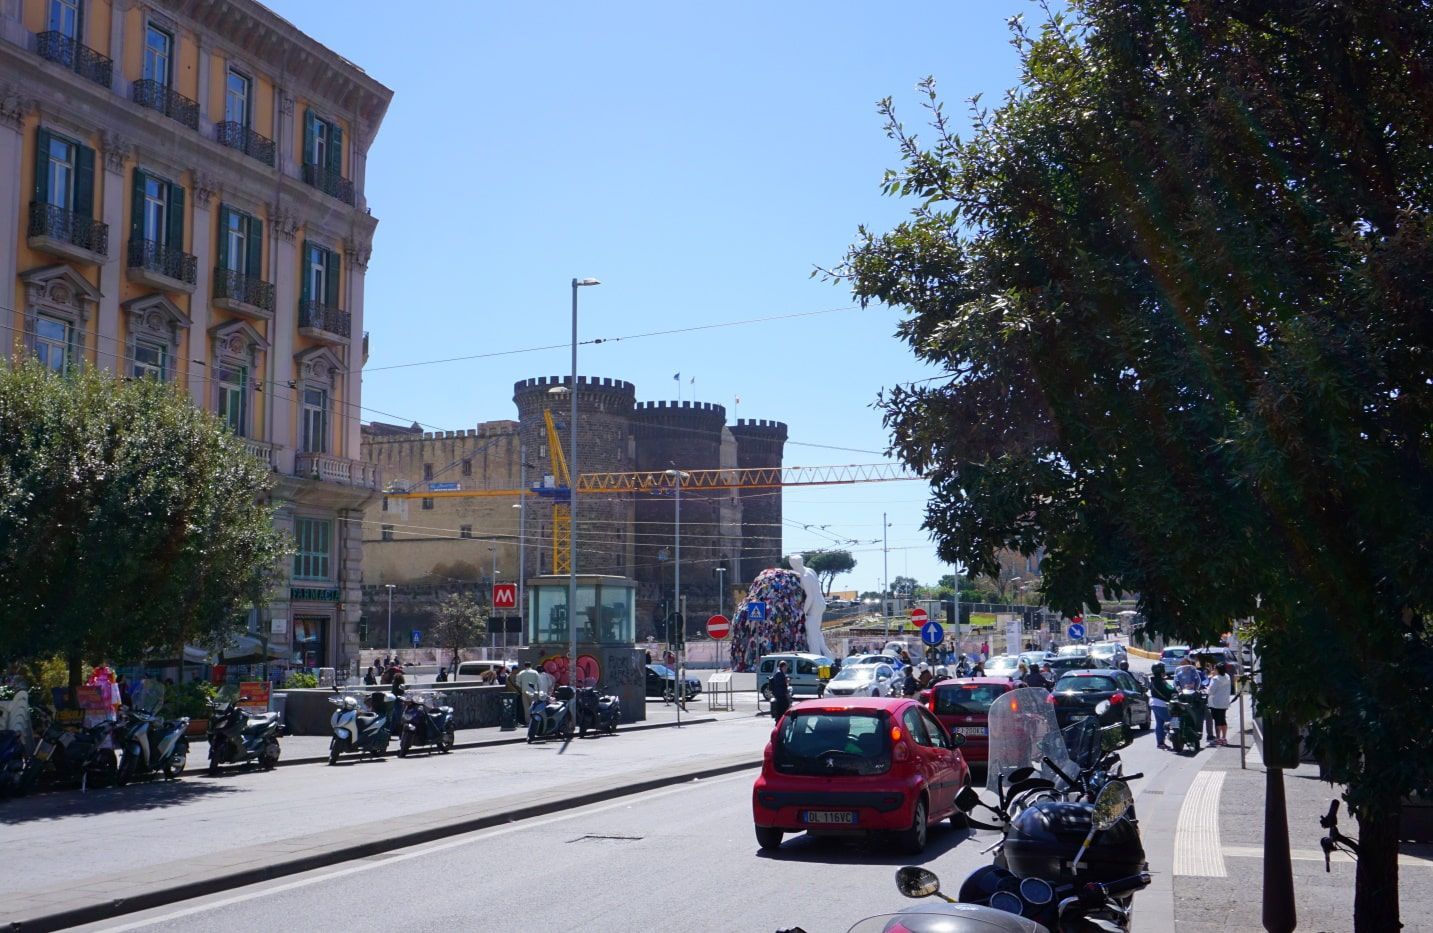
[730,418,789,439]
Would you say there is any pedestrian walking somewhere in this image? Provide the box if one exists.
[769,660,792,721]
[1149,662,1174,750]
[514,662,540,725]
[1207,663,1233,746]
[980,640,989,660]
[363,664,377,686]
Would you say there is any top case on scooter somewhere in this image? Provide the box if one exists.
[1004,800,1146,884]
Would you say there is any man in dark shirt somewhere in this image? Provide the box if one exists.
[769,661,792,721]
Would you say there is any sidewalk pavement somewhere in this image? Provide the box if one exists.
[1171,732,1433,932]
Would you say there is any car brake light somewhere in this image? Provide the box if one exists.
[928,694,937,714]
[893,741,909,762]
[1110,692,1125,705]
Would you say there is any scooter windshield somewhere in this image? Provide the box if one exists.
[213,685,240,707]
[130,680,166,715]
[985,686,1078,795]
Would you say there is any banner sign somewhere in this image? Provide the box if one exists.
[290,587,340,602]
[237,681,270,714]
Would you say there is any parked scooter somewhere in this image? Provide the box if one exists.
[327,689,392,764]
[527,685,576,743]
[115,692,190,784]
[397,691,455,756]
[23,719,119,792]
[1167,686,1206,753]
[0,730,27,798]
[575,684,621,736]
[207,686,283,773]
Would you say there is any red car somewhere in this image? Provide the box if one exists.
[920,677,1017,764]
[751,696,971,854]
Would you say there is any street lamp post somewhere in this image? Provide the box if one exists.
[569,277,600,688]
[384,584,395,654]
[882,512,890,639]
[665,470,689,723]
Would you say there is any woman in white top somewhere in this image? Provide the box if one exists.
[1206,663,1234,746]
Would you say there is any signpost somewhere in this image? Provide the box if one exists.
[746,601,766,622]
[410,629,421,648]
[429,482,461,491]
[920,620,944,647]
[1067,621,1086,640]
[707,614,730,639]
[493,582,518,610]
[237,681,271,714]
[909,607,927,632]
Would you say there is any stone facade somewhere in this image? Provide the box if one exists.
[360,376,788,641]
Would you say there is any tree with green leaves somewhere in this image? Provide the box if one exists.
[430,593,488,665]
[0,362,289,690]
[838,4,1431,929]
[800,549,857,595]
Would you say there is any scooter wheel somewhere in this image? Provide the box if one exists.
[328,740,340,766]
[399,732,412,757]
[440,725,454,753]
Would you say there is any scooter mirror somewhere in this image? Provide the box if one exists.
[1093,780,1135,830]
[954,785,982,813]
[894,866,941,899]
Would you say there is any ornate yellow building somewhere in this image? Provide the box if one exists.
[0,0,390,672]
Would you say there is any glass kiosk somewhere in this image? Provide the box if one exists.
[521,575,645,722]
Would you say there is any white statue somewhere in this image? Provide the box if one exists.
[787,554,829,658]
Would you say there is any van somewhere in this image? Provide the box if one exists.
[453,660,514,683]
[756,653,835,699]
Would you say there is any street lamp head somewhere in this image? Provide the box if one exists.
[547,386,570,396]
[384,583,395,591]
[664,469,690,478]
[573,277,601,287]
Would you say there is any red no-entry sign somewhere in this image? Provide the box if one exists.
[707,614,730,639]
[910,607,928,625]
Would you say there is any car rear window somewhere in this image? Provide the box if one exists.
[934,683,1007,715]
[1055,675,1118,693]
[774,711,891,776]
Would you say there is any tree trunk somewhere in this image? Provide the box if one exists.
[1353,805,1402,932]
[66,651,82,709]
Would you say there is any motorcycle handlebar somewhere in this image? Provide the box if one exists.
[1087,872,1151,898]
[1322,800,1340,827]
[1122,772,1144,781]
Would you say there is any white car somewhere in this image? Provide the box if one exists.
[983,655,1021,678]
[823,663,897,698]
[1057,645,1091,658]
[1089,642,1129,666]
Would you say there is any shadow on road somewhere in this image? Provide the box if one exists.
[756,822,983,867]
[0,778,241,825]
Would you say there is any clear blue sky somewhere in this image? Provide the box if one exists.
[264,1,1025,595]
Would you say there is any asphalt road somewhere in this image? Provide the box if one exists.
[70,696,1194,933]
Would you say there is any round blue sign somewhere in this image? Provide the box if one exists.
[920,620,945,646]
[1067,622,1086,640]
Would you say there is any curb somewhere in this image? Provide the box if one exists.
[274,715,720,767]
[11,752,762,932]
[1128,646,1159,660]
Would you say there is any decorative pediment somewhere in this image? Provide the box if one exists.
[295,345,344,387]
[20,264,102,321]
[122,293,189,347]
[209,318,269,360]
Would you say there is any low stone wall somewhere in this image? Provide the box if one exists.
[278,684,515,735]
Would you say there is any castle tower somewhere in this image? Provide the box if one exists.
[630,401,727,636]
[512,377,637,580]
[729,419,789,587]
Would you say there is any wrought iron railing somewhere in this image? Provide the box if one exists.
[299,300,352,337]
[127,237,197,285]
[36,31,112,88]
[215,121,276,166]
[28,201,108,256]
[131,78,199,130]
[301,163,355,205]
[213,268,275,312]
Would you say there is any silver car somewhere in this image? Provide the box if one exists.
[823,663,897,697]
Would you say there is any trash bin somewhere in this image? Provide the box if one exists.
[499,693,518,731]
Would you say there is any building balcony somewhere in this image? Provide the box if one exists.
[298,299,351,344]
[127,238,197,293]
[131,78,199,131]
[27,201,108,263]
[295,453,380,489]
[215,121,275,167]
[35,31,113,89]
[301,163,354,206]
[240,438,275,469]
[213,267,275,320]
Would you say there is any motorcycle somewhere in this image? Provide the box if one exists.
[1167,686,1206,754]
[575,684,621,736]
[327,689,393,764]
[23,718,119,792]
[115,692,190,784]
[527,685,576,743]
[0,730,27,798]
[397,691,455,756]
[207,686,283,773]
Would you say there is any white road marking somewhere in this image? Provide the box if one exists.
[1173,770,1227,877]
[1224,845,1433,868]
[92,769,756,932]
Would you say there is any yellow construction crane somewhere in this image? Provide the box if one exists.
[540,409,572,574]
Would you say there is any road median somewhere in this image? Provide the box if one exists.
[5,750,762,932]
